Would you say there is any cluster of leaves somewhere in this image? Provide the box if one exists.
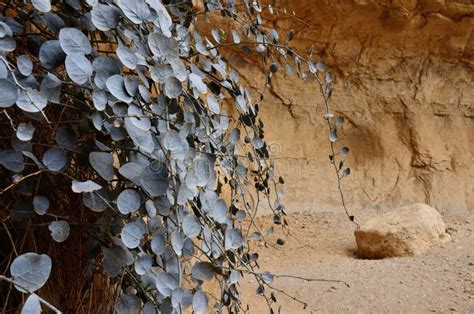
[0,0,351,313]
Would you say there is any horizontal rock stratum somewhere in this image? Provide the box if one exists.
[354,203,451,258]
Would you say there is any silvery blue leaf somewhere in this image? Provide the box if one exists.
[117,0,151,24]
[128,105,151,131]
[59,28,92,55]
[192,291,208,314]
[71,180,102,193]
[229,270,241,284]
[16,89,48,113]
[164,77,181,98]
[146,0,172,36]
[117,189,141,214]
[124,76,139,97]
[207,94,220,114]
[134,253,152,275]
[42,147,67,172]
[89,152,114,181]
[121,221,145,249]
[103,246,129,277]
[151,64,173,83]
[145,199,156,217]
[225,228,243,250]
[0,37,16,51]
[17,55,33,76]
[106,75,133,103]
[189,73,207,94]
[44,12,64,33]
[0,150,24,172]
[39,40,65,70]
[171,287,193,310]
[21,294,41,314]
[148,32,178,60]
[0,78,18,108]
[40,73,61,104]
[48,220,70,242]
[192,262,214,281]
[0,61,7,78]
[93,57,121,89]
[183,214,201,238]
[82,189,109,212]
[91,3,121,31]
[33,195,49,215]
[16,123,34,141]
[118,162,145,185]
[10,253,51,292]
[170,231,184,256]
[31,0,51,12]
[124,118,155,153]
[140,165,168,197]
[116,294,141,314]
[117,45,138,70]
[92,89,107,111]
[212,199,228,224]
[65,53,92,85]
[0,21,13,37]
[155,271,178,297]
[151,233,166,255]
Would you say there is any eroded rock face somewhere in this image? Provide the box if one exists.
[216,0,473,213]
[354,203,451,258]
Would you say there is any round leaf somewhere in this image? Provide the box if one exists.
[55,126,77,150]
[0,78,18,108]
[0,150,24,172]
[33,195,49,215]
[164,77,182,98]
[16,89,47,113]
[16,123,34,141]
[17,55,33,76]
[21,294,41,314]
[193,291,208,314]
[65,53,93,85]
[10,253,52,292]
[48,220,70,242]
[106,75,133,103]
[183,214,201,238]
[156,272,178,297]
[121,222,145,249]
[31,0,51,12]
[40,73,61,104]
[91,3,121,31]
[42,147,67,172]
[117,189,141,214]
[59,28,92,55]
[192,262,214,282]
[39,40,66,70]
[89,152,114,181]
[117,0,151,24]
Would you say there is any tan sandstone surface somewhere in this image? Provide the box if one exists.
[214,0,473,214]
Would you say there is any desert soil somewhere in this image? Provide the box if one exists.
[239,210,474,313]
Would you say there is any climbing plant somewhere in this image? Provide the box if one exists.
[0,0,353,312]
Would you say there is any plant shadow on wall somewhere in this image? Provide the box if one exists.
[0,0,356,313]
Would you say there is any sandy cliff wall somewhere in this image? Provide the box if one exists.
[222,0,473,213]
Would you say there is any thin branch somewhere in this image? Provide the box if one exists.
[0,275,62,313]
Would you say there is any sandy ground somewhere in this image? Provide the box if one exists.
[239,210,474,313]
